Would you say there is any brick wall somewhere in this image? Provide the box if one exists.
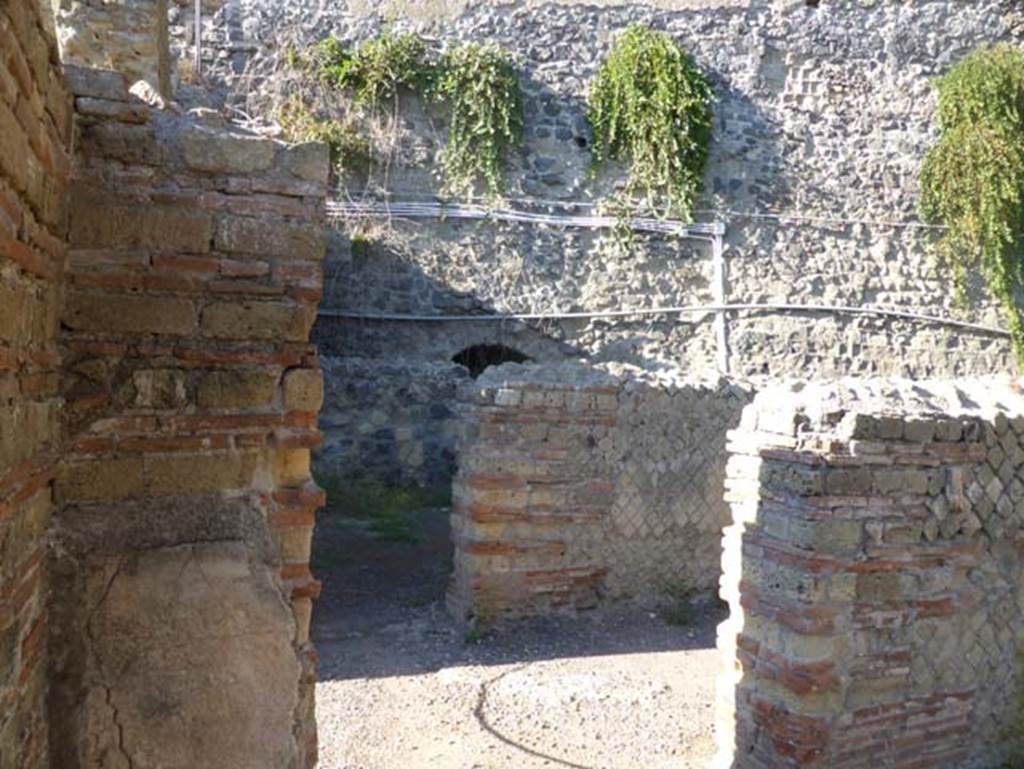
[448,362,750,622]
[0,1,72,766]
[717,380,1024,769]
[47,67,328,768]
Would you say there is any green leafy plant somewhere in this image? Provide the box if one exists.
[277,96,370,178]
[301,32,432,106]
[464,606,497,643]
[587,25,714,220]
[920,43,1024,364]
[932,44,1024,131]
[658,578,696,627]
[287,35,522,196]
[350,233,373,260]
[297,36,352,97]
[314,469,451,544]
[431,43,523,197]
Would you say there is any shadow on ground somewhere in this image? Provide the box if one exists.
[311,504,723,683]
[311,504,723,769]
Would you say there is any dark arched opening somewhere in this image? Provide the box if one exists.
[452,344,531,378]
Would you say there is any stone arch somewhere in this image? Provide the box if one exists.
[451,344,531,378]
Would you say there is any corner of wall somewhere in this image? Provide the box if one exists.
[45,62,330,768]
[0,1,73,766]
[718,381,1024,768]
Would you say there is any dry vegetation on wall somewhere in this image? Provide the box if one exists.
[921,43,1024,366]
[281,32,523,197]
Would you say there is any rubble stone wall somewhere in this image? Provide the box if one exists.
[48,66,328,769]
[0,1,72,766]
[717,380,1024,769]
[316,356,469,488]
[448,362,751,621]
[181,0,1023,485]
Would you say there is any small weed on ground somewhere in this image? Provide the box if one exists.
[314,469,451,544]
[464,608,497,644]
[404,592,436,609]
[658,578,697,627]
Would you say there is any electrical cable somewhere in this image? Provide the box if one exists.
[325,195,947,232]
[323,199,992,340]
[317,302,1009,338]
[325,200,722,239]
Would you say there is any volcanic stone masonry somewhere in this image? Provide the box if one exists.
[182,0,1023,486]
[717,379,1024,769]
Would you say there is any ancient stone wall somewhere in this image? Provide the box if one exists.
[317,356,469,487]
[54,0,172,96]
[717,380,1024,769]
[176,0,1024,485]
[448,362,750,621]
[0,1,72,765]
[48,67,328,768]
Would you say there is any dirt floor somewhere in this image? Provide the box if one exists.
[311,504,723,769]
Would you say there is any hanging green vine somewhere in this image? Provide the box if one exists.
[587,25,713,221]
[288,35,522,196]
[920,43,1024,364]
[431,43,523,197]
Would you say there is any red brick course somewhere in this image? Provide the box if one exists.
[0,2,70,765]
[717,394,1023,769]
[44,66,328,767]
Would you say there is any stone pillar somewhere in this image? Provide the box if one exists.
[448,377,616,622]
[54,0,172,96]
[49,67,328,769]
[717,382,1024,769]
[448,363,750,622]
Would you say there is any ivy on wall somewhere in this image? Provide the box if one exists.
[431,44,523,197]
[286,33,523,197]
[587,25,714,221]
[284,26,718,212]
[303,32,433,106]
[921,43,1024,365]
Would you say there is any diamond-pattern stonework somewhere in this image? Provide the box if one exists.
[447,362,751,621]
[718,379,1024,769]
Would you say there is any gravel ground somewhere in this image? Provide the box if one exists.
[312,507,722,769]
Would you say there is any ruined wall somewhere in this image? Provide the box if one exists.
[48,67,328,768]
[0,1,71,766]
[175,0,1023,485]
[54,0,172,96]
[448,362,750,621]
[717,380,1024,769]
[312,227,709,485]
